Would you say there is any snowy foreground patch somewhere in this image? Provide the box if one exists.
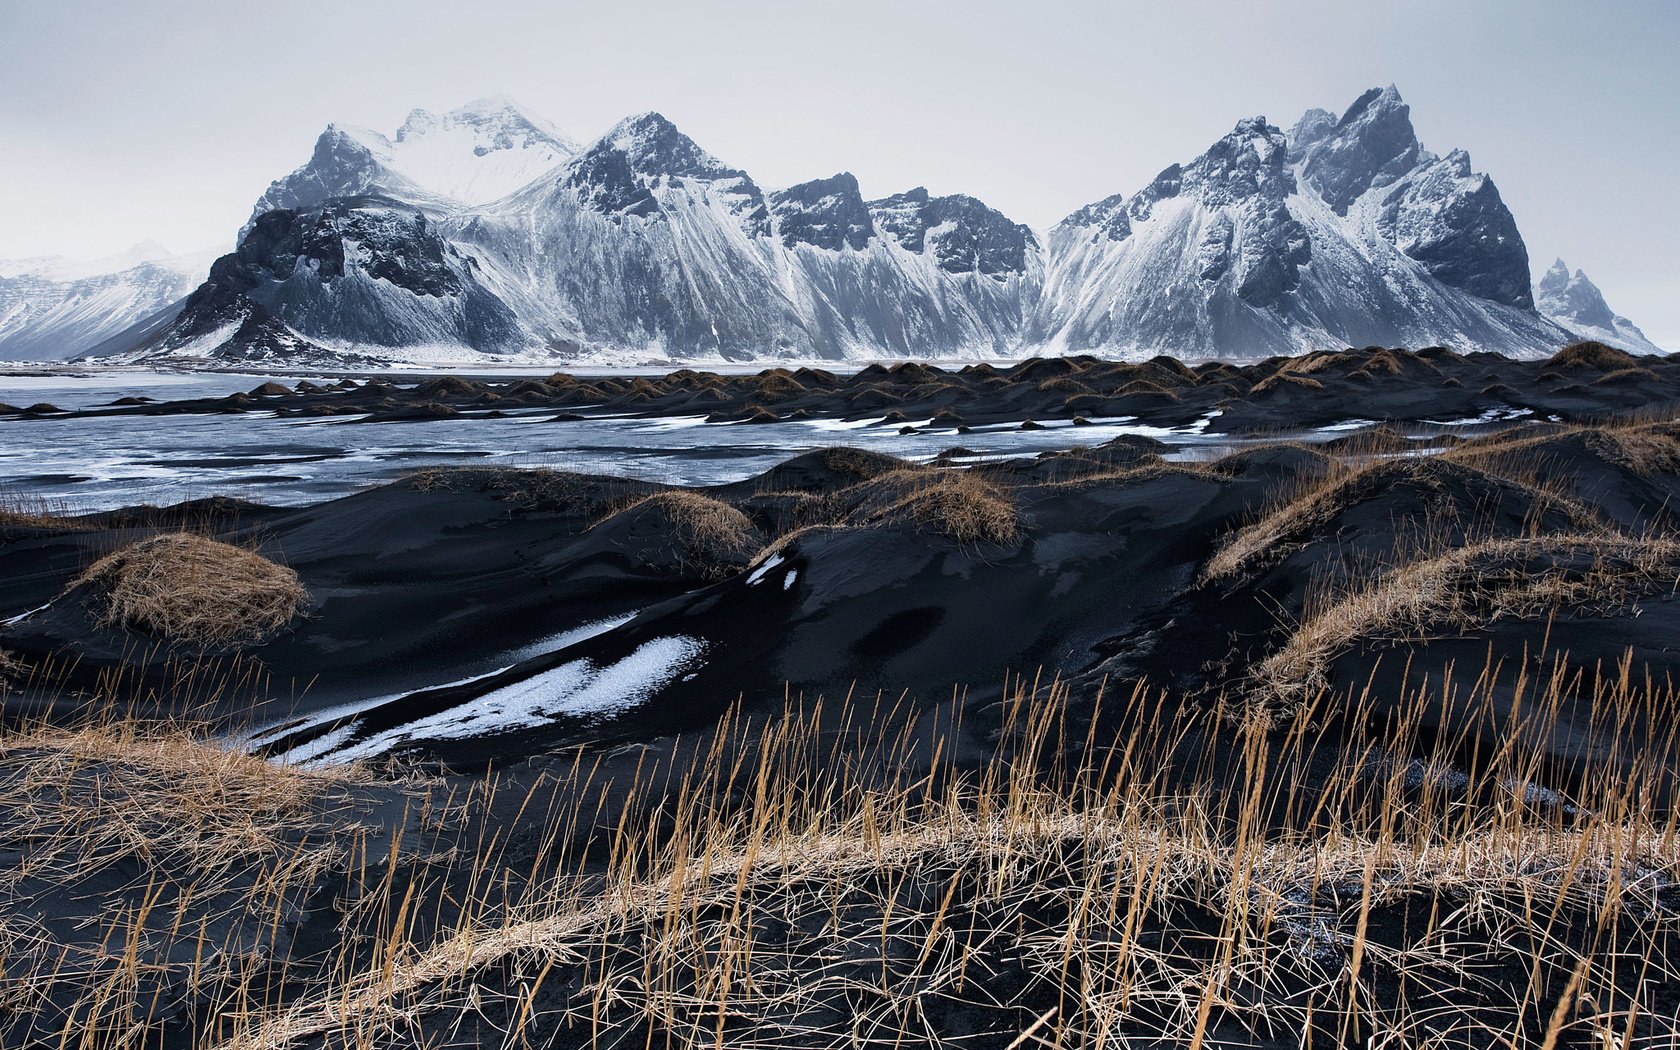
[251,627,704,767]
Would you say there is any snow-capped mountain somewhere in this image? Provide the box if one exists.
[1536,259,1664,353]
[1027,87,1568,357]
[94,88,1653,366]
[248,95,578,229]
[0,243,221,362]
[132,112,1040,363]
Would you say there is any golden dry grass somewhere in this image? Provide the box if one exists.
[0,491,78,530]
[1203,455,1600,581]
[1252,533,1680,712]
[0,718,364,896]
[604,491,762,578]
[203,673,1680,1050]
[69,533,308,646]
[1585,423,1680,475]
[1248,370,1325,395]
[1549,339,1639,371]
[838,468,1021,546]
[0,713,402,1045]
[407,464,617,511]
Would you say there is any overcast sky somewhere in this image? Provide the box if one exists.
[3,0,1675,346]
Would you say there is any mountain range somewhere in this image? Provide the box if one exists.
[0,243,221,362]
[0,90,1661,365]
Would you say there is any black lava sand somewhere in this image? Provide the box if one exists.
[6,361,1680,1048]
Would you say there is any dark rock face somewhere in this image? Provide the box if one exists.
[1060,191,1133,242]
[769,173,875,250]
[1375,150,1532,309]
[1180,119,1310,307]
[562,146,660,220]
[1183,117,1296,206]
[867,188,1037,276]
[1288,107,1338,151]
[1299,86,1424,215]
[162,198,523,355]
[231,199,463,297]
[1233,200,1312,307]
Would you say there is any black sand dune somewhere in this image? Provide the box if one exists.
[8,413,1680,798]
[9,374,1680,1048]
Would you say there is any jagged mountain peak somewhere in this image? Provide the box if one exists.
[398,94,571,142]
[1537,258,1615,328]
[560,112,769,235]
[251,97,578,228]
[594,112,738,179]
[867,188,1036,277]
[1180,116,1293,206]
[1534,258,1660,351]
[1299,84,1425,214]
[1288,107,1338,151]
[1033,85,1560,357]
[1052,116,1291,242]
[769,173,872,251]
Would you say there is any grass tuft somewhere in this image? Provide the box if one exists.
[69,533,308,647]
[602,491,762,579]
[839,469,1021,546]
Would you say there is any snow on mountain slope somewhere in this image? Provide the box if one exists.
[249,95,577,230]
[126,114,1042,364]
[101,88,1648,367]
[1536,259,1665,353]
[0,243,221,362]
[1028,87,1569,359]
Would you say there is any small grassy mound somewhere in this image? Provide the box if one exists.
[408,465,636,513]
[839,469,1021,546]
[820,446,911,482]
[1248,370,1325,395]
[1253,534,1680,711]
[69,534,308,647]
[604,492,762,579]
[1548,340,1639,371]
[1204,457,1598,581]
[1586,424,1680,475]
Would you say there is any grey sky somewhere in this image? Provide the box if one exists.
[3,0,1675,346]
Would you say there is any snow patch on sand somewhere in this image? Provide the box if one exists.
[305,635,706,765]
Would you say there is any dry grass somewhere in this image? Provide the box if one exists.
[1248,370,1325,395]
[818,446,911,483]
[407,465,625,512]
[0,490,78,530]
[1549,340,1639,371]
[0,711,404,1048]
[602,491,762,579]
[201,670,1680,1050]
[838,468,1021,546]
[1252,533,1680,712]
[1585,423,1680,475]
[69,533,308,647]
[1203,455,1600,581]
[0,718,363,896]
